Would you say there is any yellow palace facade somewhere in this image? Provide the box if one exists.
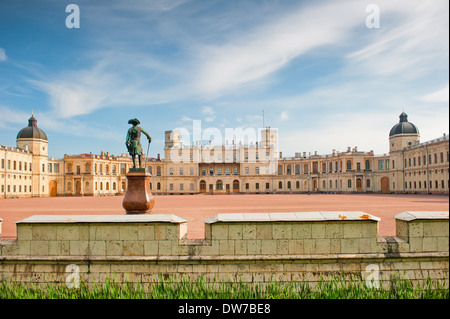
[1,112,448,198]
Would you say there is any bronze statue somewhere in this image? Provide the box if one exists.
[126,118,151,168]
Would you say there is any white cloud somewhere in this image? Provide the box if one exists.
[0,48,7,62]
[419,86,449,103]
[202,106,215,122]
[280,111,288,121]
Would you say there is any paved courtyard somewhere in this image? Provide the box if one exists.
[0,193,448,239]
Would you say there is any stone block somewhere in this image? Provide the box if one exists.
[325,223,342,239]
[408,221,423,238]
[395,220,409,239]
[423,221,449,237]
[273,224,292,239]
[165,225,180,240]
[154,224,167,240]
[17,240,30,255]
[292,223,312,239]
[32,225,57,241]
[246,240,261,255]
[261,240,277,254]
[437,237,449,251]
[409,238,423,253]
[340,238,358,254]
[422,237,438,252]
[228,224,243,239]
[143,241,158,255]
[330,239,341,254]
[89,240,106,256]
[276,240,289,254]
[211,224,229,240]
[219,240,235,255]
[288,239,304,254]
[106,240,123,256]
[303,239,316,254]
[343,222,362,238]
[17,225,32,240]
[311,223,326,239]
[315,238,331,254]
[123,241,144,256]
[69,240,89,256]
[138,225,154,240]
[119,225,139,241]
[30,240,49,255]
[256,224,272,240]
[99,225,120,241]
[234,240,247,255]
[242,224,256,239]
[158,240,173,255]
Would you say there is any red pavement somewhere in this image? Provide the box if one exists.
[0,193,448,239]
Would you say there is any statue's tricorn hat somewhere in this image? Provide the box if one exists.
[128,118,140,125]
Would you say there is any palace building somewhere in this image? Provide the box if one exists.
[1,112,448,198]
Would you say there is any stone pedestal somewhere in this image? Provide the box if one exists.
[122,169,154,214]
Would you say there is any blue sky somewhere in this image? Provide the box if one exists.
[0,0,448,159]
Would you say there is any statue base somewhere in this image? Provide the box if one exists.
[122,170,154,214]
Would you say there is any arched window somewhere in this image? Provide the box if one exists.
[287,181,291,189]
[113,182,116,190]
[200,180,207,190]
[216,180,223,190]
[346,160,352,170]
[157,182,161,190]
[106,182,109,190]
[279,181,283,189]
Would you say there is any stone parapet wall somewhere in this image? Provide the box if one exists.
[0,211,448,288]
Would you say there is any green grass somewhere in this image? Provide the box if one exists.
[0,275,448,299]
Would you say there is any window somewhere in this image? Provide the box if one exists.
[378,160,384,170]
[157,182,161,190]
[348,179,352,188]
[226,166,230,175]
[216,180,223,190]
[357,163,361,171]
[190,183,194,191]
[255,167,259,174]
[295,165,300,174]
[180,184,184,191]
[278,165,282,175]
[287,165,291,174]
[366,179,371,188]
[234,166,238,175]
[42,164,45,172]
[297,181,300,189]
[190,167,194,175]
[245,167,249,174]
[266,183,270,189]
[157,166,161,176]
[170,184,173,191]
[365,160,370,170]
[218,167,222,175]
[346,160,352,170]
[304,164,308,174]
[288,181,291,189]
[279,181,282,189]
[386,160,390,170]
[441,152,444,163]
[170,168,173,175]
[255,183,259,190]
[245,183,249,190]
[180,167,183,175]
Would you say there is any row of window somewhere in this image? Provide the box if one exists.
[404,151,449,168]
[404,180,449,190]
[1,159,32,172]
[1,184,32,193]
